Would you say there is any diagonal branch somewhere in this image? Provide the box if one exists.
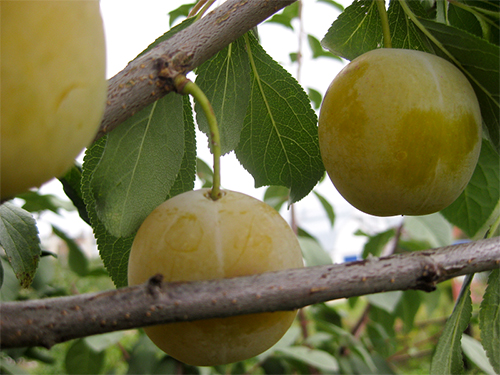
[95,0,297,140]
[1,237,498,349]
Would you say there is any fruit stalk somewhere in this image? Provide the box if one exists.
[376,0,392,48]
[175,76,222,200]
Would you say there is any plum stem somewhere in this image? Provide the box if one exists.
[376,0,392,49]
[174,75,222,200]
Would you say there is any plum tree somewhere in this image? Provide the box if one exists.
[1,1,107,200]
[318,48,482,217]
[127,188,304,366]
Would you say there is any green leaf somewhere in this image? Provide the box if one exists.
[16,191,74,215]
[321,0,383,60]
[263,185,290,212]
[0,203,41,288]
[168,3,195,27]
[235,33,324,203]
[196,158,213,188]
[299,237,333,267]
[59,164,91,225]
[317,0,345,12]
[361,228,396,258]
[430,274,473,375]
[387,0,434,51]
[416,18,500,153]
[313,190,335,227]
[461,334,497,375]
[64,339,105,375]
[367,291,403,314]
[195,36,251,155]
[82,97,196,287]
[307,87,323,110]
[265,2,299,30]
[84,331,125,352]
[394,290,422,333]
[404,213,453,248]
[166,96,197,200]
[479,268,500,373]
[52,226,89,277]
[441,139,500,239]
[277,346,339,372]
[89,93,185,238]
[82,137,134,287]
[307,34,341,60]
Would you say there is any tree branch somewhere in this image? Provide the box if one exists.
[1,237,498,349]
[95,0,296,140]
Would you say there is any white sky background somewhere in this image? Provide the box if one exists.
[37,0,401,263]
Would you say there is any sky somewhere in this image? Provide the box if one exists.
[36,0,401,263]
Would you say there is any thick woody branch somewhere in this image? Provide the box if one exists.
[96,0,296,140]
[1,237,498,349]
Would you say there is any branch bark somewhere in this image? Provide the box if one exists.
[1,237,498,349]
[95,0,296,140]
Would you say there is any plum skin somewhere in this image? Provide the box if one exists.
[127,189,304,366]
[318,48,482,217]
[1,1,107,200]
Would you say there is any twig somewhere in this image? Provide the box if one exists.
[95,0,297,141]
[1,237,498,349]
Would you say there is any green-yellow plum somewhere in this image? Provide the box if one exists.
[1,1,107,200]
[128,189,304,366]
[318,48,482,216]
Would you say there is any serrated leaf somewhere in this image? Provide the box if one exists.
[430,274,473,375]
[321,0,383,60]
[89,93,185,238]
[82,97,196,287]
[235,33,324,203]
[0,203,41,288]
[387,0,433,51]
[166,96,197,199]
[82,138,134,287]
[195,36,251,155]
[479,268,500,373]
[416,18,500,153]
[278,346,339,372]
[441,139,500,239]
[59,164,91,225]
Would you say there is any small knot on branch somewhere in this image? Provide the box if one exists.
[146,274,164,298]
[415,261,441,292]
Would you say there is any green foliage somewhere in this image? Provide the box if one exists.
[0,0,499,374]
[0,203,41,288]
[441,138,500,239]
[430,274,473,374]
[234,33,324,203]
[479,269,500,373]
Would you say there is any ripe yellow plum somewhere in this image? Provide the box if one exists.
[127,189,304,366]
[318,48,482,216]
[1,1,107,200]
